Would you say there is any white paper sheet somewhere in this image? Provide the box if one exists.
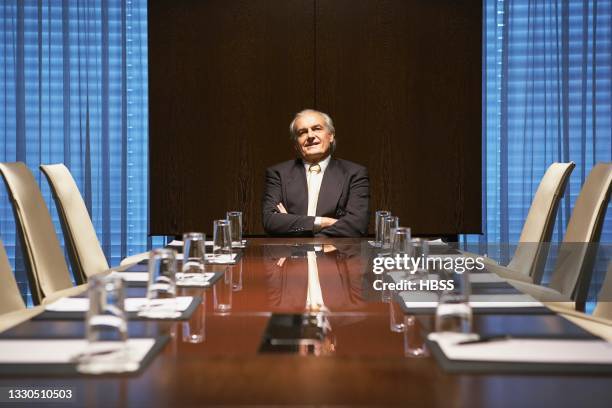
[400,292,543,309]
[111,271,149,282]
[110,271,216,287]
[468,294,543,308]
[45,296,194,313]
[168,240,246,247]
[368,239,447,247]
[205,253,237,264]
[172,253,237,264]
[428,332,612,364]
[176,272,216,287]
[0,338,155,365]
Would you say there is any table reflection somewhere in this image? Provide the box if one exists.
[263,243,366,312]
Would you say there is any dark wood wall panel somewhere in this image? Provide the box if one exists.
[316,0,481,234]
[149,0,315,235]
[149,0,481,236]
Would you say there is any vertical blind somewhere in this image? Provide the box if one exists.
[476,0,611,254]
[0,0,159,301]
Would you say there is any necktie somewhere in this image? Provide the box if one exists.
[309,164,321,175]
[307,163,322,216]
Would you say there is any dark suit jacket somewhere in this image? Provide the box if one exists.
[262,158,370,237]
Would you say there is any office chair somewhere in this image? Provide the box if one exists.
[40,164,149,280]
[466,162,575,283]
[505,163,612,311]
[547,262,612,341]
[0,240,45,332]
[0,162,87,304]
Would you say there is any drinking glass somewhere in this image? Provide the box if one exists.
[182,292,206,343]
[226,211,243,248]
[214,268,233,313]
[392,227,412,256]
[435,268,472,334]
[86,274,127,342]
[212,219,232,258]
[77,274,133,374]
[139,248,179,318]
[375,210,392,246]
[409,238,429,277]
[403,315,431,358]
[381,215,399,249]
[182,232,206,274]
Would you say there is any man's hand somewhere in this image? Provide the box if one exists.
[276,202,336,230]
[276,203,288,214]
[320,217,337,229]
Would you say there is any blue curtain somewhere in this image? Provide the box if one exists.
[473,0,612,256]
[0,0,160,302]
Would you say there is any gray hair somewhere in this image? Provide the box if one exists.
[289,109,337,152]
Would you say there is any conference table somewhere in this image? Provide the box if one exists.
[1,237,612,407]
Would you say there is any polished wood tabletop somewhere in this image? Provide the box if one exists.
[1,238,612,407]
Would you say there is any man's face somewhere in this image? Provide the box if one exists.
[294,112,335,163]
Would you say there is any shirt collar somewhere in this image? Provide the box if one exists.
[303,155,331,173]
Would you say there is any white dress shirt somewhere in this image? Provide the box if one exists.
[304,155,331,231]
[305,250,325,311]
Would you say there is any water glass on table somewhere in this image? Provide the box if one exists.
[226,211,243,248]
[409,238,429,277]
[392,227,412,258]
[212,219,233,261]
[182,232,206,274]
[374,210,392,246]
[435,268,472,334]
[77,274,133,373]
[86,274,127,342]
[139,248,180,319]
[381,215,399,250]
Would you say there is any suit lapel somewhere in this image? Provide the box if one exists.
[316,159,344,215]
[286,159,308,215]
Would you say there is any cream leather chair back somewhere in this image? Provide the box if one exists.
[40,164,109,283]
[0,162,73,304]
[0,240,26,314]
[549,163,612,304]
[506,162,575,281]
[593,262,612,319]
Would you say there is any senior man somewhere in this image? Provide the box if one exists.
[262,109,370,237]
